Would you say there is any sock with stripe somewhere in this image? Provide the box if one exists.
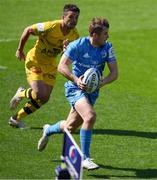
[15,88,42,121]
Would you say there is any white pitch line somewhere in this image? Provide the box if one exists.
[0,37,36,43]
[0,38,18,42]
[0,65,8,70]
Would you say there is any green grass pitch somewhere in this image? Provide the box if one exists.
[0,0,157,179]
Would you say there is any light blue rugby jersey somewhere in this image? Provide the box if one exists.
[64,36,116,78]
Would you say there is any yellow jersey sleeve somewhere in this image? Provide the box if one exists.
[31,21,55,36]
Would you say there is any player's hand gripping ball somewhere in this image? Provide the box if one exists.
[82,68,101,93]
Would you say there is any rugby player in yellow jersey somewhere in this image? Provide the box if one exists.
[9,4,80,128]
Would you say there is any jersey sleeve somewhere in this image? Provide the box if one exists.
[64,39,79,62]
[106,43,116,63]
[31,21,54,36]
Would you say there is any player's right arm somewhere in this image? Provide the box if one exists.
[16,26,35,61]
[58,54,86,90]
[58,54,78,83]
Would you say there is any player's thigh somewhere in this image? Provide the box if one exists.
[30,80,53,96]
[25,60,54,98]
[25,57,57,87]
[25,59,43,83]
[74,96,96,122]
[65,108,83,132]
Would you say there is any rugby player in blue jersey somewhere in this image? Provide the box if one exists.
[38,17,118,170]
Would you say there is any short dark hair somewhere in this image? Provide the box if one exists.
[63,4,80,14]
[89,17,109,36]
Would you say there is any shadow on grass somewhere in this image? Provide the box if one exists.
[26,127,157,139]
[27,127,157,178]
[93,129,157,139]
[89,164,157,179]
[29,126,43,130]
[51,159,62,163]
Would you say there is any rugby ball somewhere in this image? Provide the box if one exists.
[82,68,100,93]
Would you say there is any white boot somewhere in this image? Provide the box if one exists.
[9,117,24,129]
[10,87,25,109]
[82,158,99,170]
[38,124,50,151]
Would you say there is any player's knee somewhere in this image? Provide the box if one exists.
[84,111,96,125]
[35,91,50,104]
[40,95,50,104]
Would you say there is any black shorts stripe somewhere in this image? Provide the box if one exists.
[28,88,33,99]
[23,107,32,114]
[31,99,40,109]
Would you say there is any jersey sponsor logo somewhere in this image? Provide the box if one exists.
[83,53,90,58]
[37,23,44,32]
[77,62,103,69]
[41,48,60,57]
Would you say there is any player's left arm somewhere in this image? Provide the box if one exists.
[100,61,118,87]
